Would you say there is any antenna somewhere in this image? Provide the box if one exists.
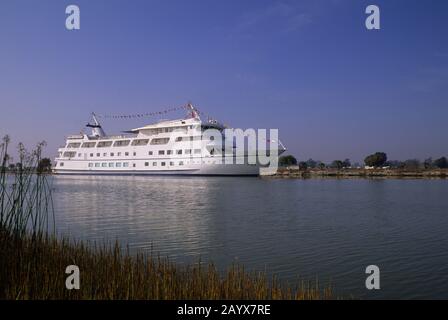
[92,112,101,126]
[86,112,106,137]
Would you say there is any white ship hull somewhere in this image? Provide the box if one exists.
[53,163,260,176]
[53,105,284,177]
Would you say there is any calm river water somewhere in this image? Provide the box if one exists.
[51,176,448,299]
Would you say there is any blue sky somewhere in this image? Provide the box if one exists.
[0,0,447,163]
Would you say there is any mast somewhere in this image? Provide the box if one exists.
[86,112,106,137]
[186,102,200,120]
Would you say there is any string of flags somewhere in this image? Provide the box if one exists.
[94,104,227,126]
[96,105,189,119]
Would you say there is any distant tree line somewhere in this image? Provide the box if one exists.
[384,157,448,170]
[1,158,52,173]
[279,153,448,170]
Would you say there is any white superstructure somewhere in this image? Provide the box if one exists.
[53,104,285,176]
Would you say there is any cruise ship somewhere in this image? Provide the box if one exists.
[53,104,285,176]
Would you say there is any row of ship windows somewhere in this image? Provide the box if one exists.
[62,149,204,158]
[58,161,185,167]
[85,161,184,168]
[65,135,205,149]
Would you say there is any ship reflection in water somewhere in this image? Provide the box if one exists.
[52,175,448,299]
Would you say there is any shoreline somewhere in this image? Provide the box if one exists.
[265,168,448,179]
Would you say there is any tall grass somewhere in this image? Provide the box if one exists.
[0,135,54,237]
[1,232,332,299]
[0,135,333,300]
[0,135,55,299]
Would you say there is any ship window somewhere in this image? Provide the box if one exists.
[194,149,201,154]
[125,152,129,156]
[117,152,121,156]
[102,163,107,167]
[81,142,96,148]
[175,136,189,142]
[170,161,174,166]
[96,153,100,157]
[176,150,182,155]
[145,162,149,166]
[67,143,81,148]
[110,153,114,156]
[108,163,114,167]
[167,150,172,155]
[123,162,129,167]
[103,153,107,157]
[158,150,165,155]
[116,162,122,167]
[63,151,76,158]
[133,152,136,156]
[133,163,136,167]
[150,138,169,145]
[113,140,130,147]
[179,161,184,166]
[78,153,81,157]
[153,162,157,166]
[90,153,93,157]
[161,162,166,166]
[148,151,153,156]
[175,136,194,142]
[95,163,100,167]
[131,139,149,146]
[88,163,93,167]
[185,149,191,154]
[59,162,64,167]
[97,141,113,148]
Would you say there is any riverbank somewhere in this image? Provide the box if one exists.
[0,230,332,300]
[266,167,448,179]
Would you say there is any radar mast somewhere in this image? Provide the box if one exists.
[86,113,106,137]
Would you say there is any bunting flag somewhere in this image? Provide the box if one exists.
[96,106,189,119]
[94,105,227,126]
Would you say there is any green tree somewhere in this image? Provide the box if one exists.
[279,155,297,167]
[423,158,433,169]
[37,158,52,173]
[298,161,308,170]
[305,158,317,169]
[364,152,387,167]
[342,158,351,168]
[331,160,344,169]
[434,157,448,169]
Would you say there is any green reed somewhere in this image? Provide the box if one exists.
[1,232,332,300]
[0,135,54,237]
